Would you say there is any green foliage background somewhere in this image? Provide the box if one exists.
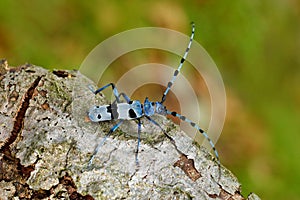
[1,1,299,199]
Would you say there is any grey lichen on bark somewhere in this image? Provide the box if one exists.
[0,61,261,200]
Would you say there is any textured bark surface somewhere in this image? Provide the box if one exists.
[0,60,261,200]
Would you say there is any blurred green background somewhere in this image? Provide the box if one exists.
[1,0,299,199]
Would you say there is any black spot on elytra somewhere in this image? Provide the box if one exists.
[106,105,112,114]
[129,109,137,118]
[107,104,119,119]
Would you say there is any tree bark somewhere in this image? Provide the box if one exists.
[0,60,261,200]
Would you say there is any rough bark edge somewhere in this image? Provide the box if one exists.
[0,60,261,200]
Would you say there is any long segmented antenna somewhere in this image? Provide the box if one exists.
[166,110,221,180]
[161,22,195,103]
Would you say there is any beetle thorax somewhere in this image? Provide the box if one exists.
[143,97,167,116]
